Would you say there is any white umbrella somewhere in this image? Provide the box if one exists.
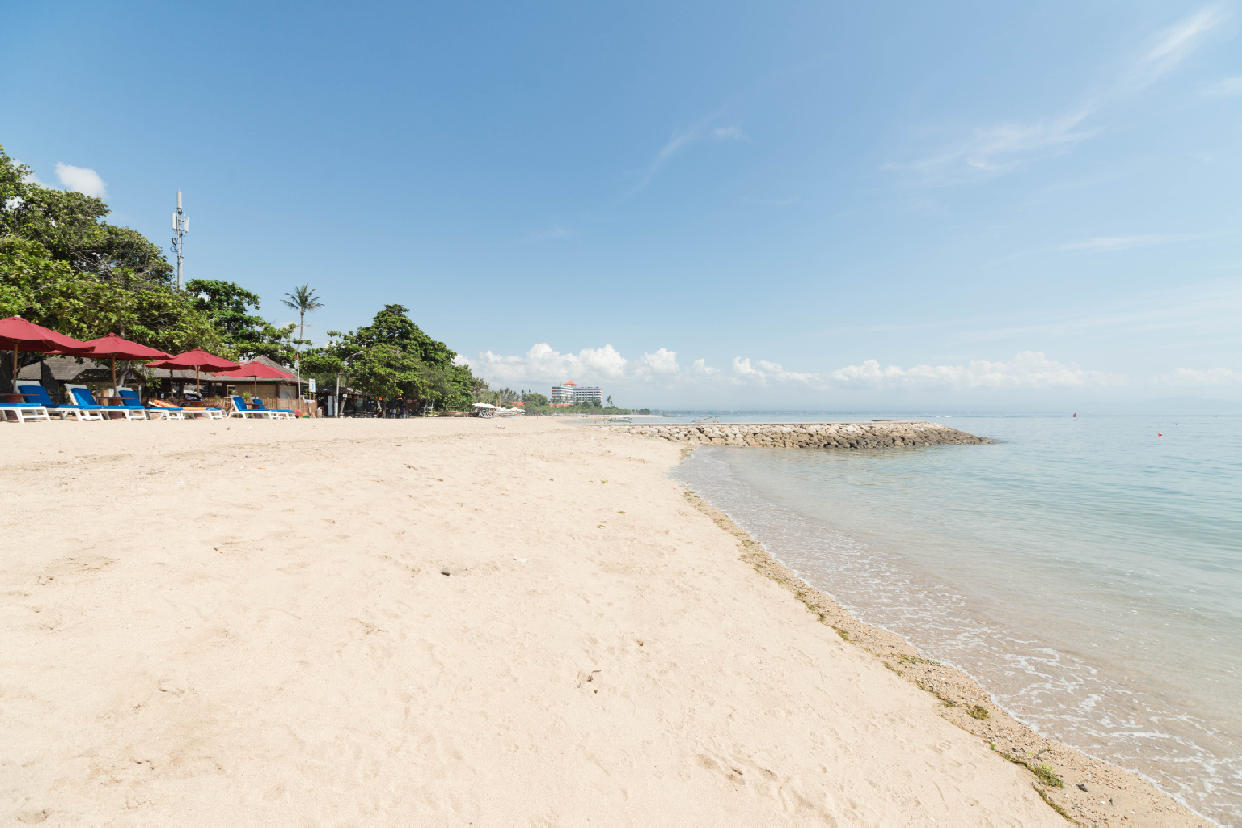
[472,402,496,408]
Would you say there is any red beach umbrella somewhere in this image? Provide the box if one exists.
[80,333,172,391]
[213,360,296,380]
[0,316,94,380]
[148,348,241,393]
[213,360,296,395]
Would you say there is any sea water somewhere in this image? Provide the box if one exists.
[668,414,1242,823]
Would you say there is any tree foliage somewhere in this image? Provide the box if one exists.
[187,279,297,362]
[0,237,223,355]
[302,305,476,411]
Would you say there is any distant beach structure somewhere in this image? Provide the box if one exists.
[550,381,602,405]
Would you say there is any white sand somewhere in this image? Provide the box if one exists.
[1,418,1058,824]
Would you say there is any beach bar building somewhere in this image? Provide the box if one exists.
[209,355,301,405]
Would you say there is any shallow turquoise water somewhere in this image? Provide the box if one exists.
[670,414,1242,823]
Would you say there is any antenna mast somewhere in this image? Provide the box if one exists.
[171,191,188,290]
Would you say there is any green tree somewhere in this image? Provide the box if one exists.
[349,304,457,364]
[522,391,549,407]
[346,342,422,401]
[301,304,480,414]
[187,279,297,363]
[491,387,520,405]
[417,361,475,411]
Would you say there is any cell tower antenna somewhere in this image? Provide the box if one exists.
[171,190,188,290]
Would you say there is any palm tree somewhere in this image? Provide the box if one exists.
[283,284,324,408]
[282,284,324,348]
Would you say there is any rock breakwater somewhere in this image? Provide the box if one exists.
[620,421,990,448]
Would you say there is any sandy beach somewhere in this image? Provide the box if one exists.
[0,418,1193,823]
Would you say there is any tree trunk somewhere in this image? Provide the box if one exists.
[296,310,305,402]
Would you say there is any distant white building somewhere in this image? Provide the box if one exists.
[551,381,602,405]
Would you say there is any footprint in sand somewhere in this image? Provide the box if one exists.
[36,554,116,585]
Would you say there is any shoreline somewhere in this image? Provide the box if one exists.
[672,446,1208,826]
[0,418,1201,822]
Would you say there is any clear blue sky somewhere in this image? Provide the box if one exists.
[4,1,1240,408]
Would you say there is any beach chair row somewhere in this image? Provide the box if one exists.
[2,383,298,423]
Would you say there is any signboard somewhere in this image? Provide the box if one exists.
[308,378,317,393]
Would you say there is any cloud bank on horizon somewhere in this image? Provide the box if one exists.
[462,343,1240,406]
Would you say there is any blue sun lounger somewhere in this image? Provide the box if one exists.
[117,387,185,420]
[66,384,147,420]
[252,397,296,419]
[232,395,296,419]
[250,397,296,419]
[229,394,271,419]
[14,381,104,421]
[0,401,51,423]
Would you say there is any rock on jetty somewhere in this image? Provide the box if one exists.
[619,421,990,448]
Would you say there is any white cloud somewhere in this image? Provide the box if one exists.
[54,162,106,198]
[466,344,1115,395]
[727,352,1107,390]
[578,344,628,378]
[712,126,748,142]
[639,348,680,375]
[1162,367,1241,385]
[691,358,717,376]
[1144,6,1227,78]
[464,342,627,386]
[966,112,1095,168]
[887,109,1097,182]
[710,351,1111,392]
[731,357,819,386]
[1058,233,1200,253]
[1202,75,1242,96]
[827,351,1109,390]
[889,7,1229,184]
[628,127,698,193]
[656,129,697,165]
[523,342,577,379]
[629,116,749,194]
